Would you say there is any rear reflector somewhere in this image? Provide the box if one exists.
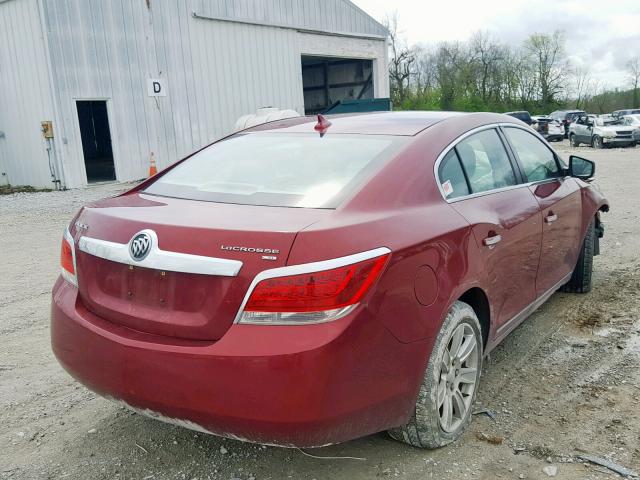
[238,249,390,325]
[60,229,77,286]
[239,306,356,325]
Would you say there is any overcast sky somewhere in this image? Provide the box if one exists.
[352,0,640,88]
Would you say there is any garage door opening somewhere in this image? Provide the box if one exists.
[301,56,374,114]
[76,100,115,183]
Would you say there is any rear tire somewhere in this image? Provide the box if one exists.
[569,134,579,147]
[388,301,482,448]
[561,219,595,293]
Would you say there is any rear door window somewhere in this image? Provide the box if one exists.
[455,129,517,194]
[503,127,560,182]
[437,150,470,199]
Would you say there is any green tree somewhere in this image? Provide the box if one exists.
[627,57,640,108]
[524,31,567,111]
[385,13,416,106]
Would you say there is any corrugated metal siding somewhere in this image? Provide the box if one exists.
[42,0,309,186]
[197,0,387,36]
[0,0,57,188]
[43,0,158,188]
[6,0,387,188]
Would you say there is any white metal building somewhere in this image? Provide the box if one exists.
[0,0,389,189]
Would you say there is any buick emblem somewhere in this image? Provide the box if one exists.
[129,231,152,261]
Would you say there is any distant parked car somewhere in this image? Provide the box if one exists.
[549,110,586,138]
[621,115,640,144]
[569,114,635,148]
[612,109,640,119]
[531,116,564,142]
[505,110,533,125]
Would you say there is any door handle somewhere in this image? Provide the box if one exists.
[483,234,502,247]
[545,212,558,223]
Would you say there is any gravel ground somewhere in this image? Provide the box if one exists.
[1,141,639,480]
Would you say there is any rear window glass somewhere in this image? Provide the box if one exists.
[145,133,406,208]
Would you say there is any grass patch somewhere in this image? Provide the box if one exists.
[0,185,53,195]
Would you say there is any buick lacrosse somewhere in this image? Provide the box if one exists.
[52,112,608,448]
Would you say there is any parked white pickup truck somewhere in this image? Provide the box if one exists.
[569,114,635,148]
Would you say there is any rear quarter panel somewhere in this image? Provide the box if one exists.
[288,116,516,345]
[288,204,480,344]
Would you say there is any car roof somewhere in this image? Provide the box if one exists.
[244,111,516,136]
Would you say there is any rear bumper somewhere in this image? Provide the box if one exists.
[602,137,634,146]
[51,278,428,447]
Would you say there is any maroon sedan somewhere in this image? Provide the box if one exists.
[52,112,608,448]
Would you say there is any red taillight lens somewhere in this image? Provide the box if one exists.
[60,229,77,286]
[239,251,389,324]
[61,238,74,274]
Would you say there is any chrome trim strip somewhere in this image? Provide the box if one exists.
[78,230,243,276]
[433,122,561,204]
[233,247,391,324]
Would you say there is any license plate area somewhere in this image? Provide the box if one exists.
[85,255,217,315]
[77,251,244,339]
[125,265,171,307]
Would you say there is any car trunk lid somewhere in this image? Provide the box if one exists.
[73,193,327,340]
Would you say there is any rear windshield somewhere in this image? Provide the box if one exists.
[145,133,406,208]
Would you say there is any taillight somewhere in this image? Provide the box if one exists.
[238,248,390,325]
[60,229,77,286]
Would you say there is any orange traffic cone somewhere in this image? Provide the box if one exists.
[148,152,158,177]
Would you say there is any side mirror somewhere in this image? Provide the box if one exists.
[569,155,595,180]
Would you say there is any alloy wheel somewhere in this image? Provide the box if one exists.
[437,323,479,433]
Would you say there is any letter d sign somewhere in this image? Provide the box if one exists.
[147,78,167,97]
